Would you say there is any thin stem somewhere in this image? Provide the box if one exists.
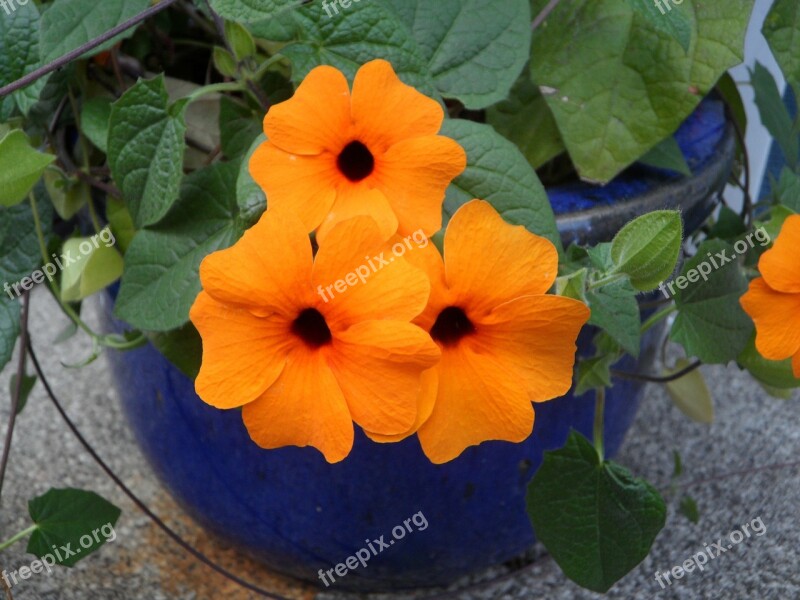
[593,387,606,461]
[0,0,180,98]
[0,525,38,552]
[640,305,676,335]
[0,290,30,502]
[612,359,702,384]
[185,81,246,104]
[587,272,626,291]
[531,0,563,31]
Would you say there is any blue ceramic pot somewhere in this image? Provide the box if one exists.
[99,98,734,592]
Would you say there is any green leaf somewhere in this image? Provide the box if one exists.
[738,335,800,390]
[610,210,683,291]
[751,62,798,167]
[0,130,56,207]
[382,0,531,109]
[486,70,565,169]
[671,450,683,478]
[59,233,124,303]
[213,46,238,78]
[43,167,89,220]
[236,134,267,226]
[281,1,435,96]
[759,204,795,242]
[625,0,692,52]
[678,494,700,523]
[39,0,149,62]
[115,161,246,331]
[774,167,800,213]
[27,488,121,568]
[556,268,588,302]
[219,96,262,159]
[664,358,713,423]
[441,119,561,252]
[526,431,666,593]
[575,355,614,396]
[10,373,36,415]
[0,0,46,115]
[81,97,113,153]
[670,239,753,363]
[530,0,753,183]
[638,136,691,176]
[148,323,202,380]
[716,71,747,133]
[0,185,53,287]
[586,278,641,357]
[208,0,301,23]
[0,296,20,372]
[707,205,747,241]
[225,20,257,61]
[763,0,800,90]
[108,75,187,228]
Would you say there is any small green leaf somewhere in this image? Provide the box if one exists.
[81,97,113,153]
[39,0,149,62]
[610,210,683,291]
[148,323,203,380]
[575,355,614,396]
[707,205,747,241]
[59,233,124,303]
[664,358,714,423]
[586,278,641,358]
[678,495,700,523]
[106,198,136,254]
[556,268,588,302]
[763,0,800,90]
[626,0,693,52]
[0,296,21,372]
[738,335,800,390]
[43,167,89,220]
[441,119,561,252]
[716,71,747,133]
[671,450,683,478]
[213,46,238,78]
[486,71,565,169]
[108,75,187,228]
[27,488,121,568]
[638,136,691,176]
[208,0,302,23]
[0,130,56,207]
[10,373,37,415]
[225,20,257,61]
[526,431,666,593]
[670,239,753,363]
[115,161,246,331]
[751,62,798,167]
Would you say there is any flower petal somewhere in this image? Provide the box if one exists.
[315,186,398,245]
[476,295,590,401]
[191,292,292,409]
[313,217,430,328]
[759,214,800,293]
[405,243,452,331]
[351,59,444,154]
[330,321,440,435]
[740,277,800,360]
[444,200,559,316]
[263,65,351,155]
[417,343,534,464]
[242,347,354,463]
[249,141,339,233]
[373,135,467,237]
[199,207,313,316]
[364,368,438,443]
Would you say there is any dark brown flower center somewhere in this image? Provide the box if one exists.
[337,140,374,182]
[291,308,332,348]
[430,306,475,346]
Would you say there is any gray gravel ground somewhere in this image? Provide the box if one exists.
[1,288,799,599]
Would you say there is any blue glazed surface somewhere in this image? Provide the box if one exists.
[548,98,727,214]
[100,295,650,591]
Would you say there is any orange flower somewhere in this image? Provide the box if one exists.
[740,214,800,378]
[189,210,440,463]
[249,59,466,242]
[367,200,591,463]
